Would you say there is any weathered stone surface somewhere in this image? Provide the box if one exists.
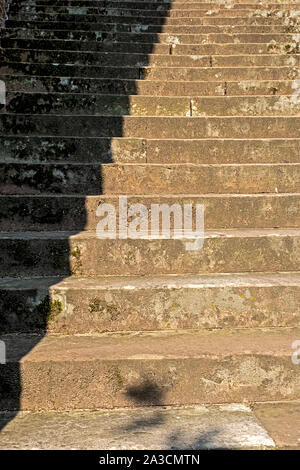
[1,115,300,138]
[0,229,299,277]
[1,193,299,231]
[0,329,299,410]
[1,0,300,440]
[0,273,299,333]
[253,402,300,449]
[0,405,276,449]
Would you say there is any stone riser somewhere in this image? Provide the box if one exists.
[2,49,300,68]
[2,76,297,97]
[10,2,300,12]
[6,16,297,27]
[1,136,299,164]
[12,0,300,5]
[2,38,300,54]
[1,115,299,138]
[0,273,300,333]
[3,31,299,43]
[3,24,300,36]
[0,229,299,277]
[0,329,299,410]
[1,193,300,230]
[8,9,299,19]
[2,161,299,194]
[2,93,300,116]
[2,63,298,81]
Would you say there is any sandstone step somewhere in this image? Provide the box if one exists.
[1,193,299,232]
[1,136,299,164]
[0,49,213,67]
[2,162,299,194]
[2,76,297,96]
[3,24,299,38]
[1,38,170,54]
[1,63,297,81]
[2,25,299,39]
[5,16,296,28]
[1,115,299,138]
[0,228,299,277]
[13,0,300,5]
[0,62,142,79]
[0,328,299,410]
[0,404,279,450]
[8,9,294,20]
[2,93,300,116]
[3,49,300,68]
[1,271,300,333]
[2,38,299,56]
[3,31,299,44]
[11,2,299,12]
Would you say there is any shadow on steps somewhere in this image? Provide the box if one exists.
[0,0,172,432]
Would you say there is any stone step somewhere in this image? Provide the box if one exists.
[1,136,298,164]
[1,63,298,81]
[2,37,299,55]
[2,76,297,97]
[10,2,300,12]
[3,76,298,97]
[2,93,300,117]
[1,115,299,138]
[3,31,299,44]
[0,404,281,450]
[2,24,299,38]
[7,9,295,20]
[0,272,300,333]
[0,228,299,277]
[1,193,299,232]
[0,328,299,410]
[13,0,300,5]
[2,49,300,68]
[5,16,297,28]
[2,162,299,195]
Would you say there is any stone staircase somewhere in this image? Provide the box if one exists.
[0,0,300,426]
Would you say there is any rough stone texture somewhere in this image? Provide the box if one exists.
[1,273,300,333]
[253,402,300,449]
[1,229,300,277]
[0,329,299,410]
[0,0,300,445]
[0,405,276,450]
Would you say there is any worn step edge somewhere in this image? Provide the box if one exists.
[0,328,299,409]
[0,272,300,333]
[0,228,300,277]
[1,193,300,231]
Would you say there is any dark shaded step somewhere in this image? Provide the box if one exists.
[0,62,141,79]
[1,38,169,54]
[4,16,295,28]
